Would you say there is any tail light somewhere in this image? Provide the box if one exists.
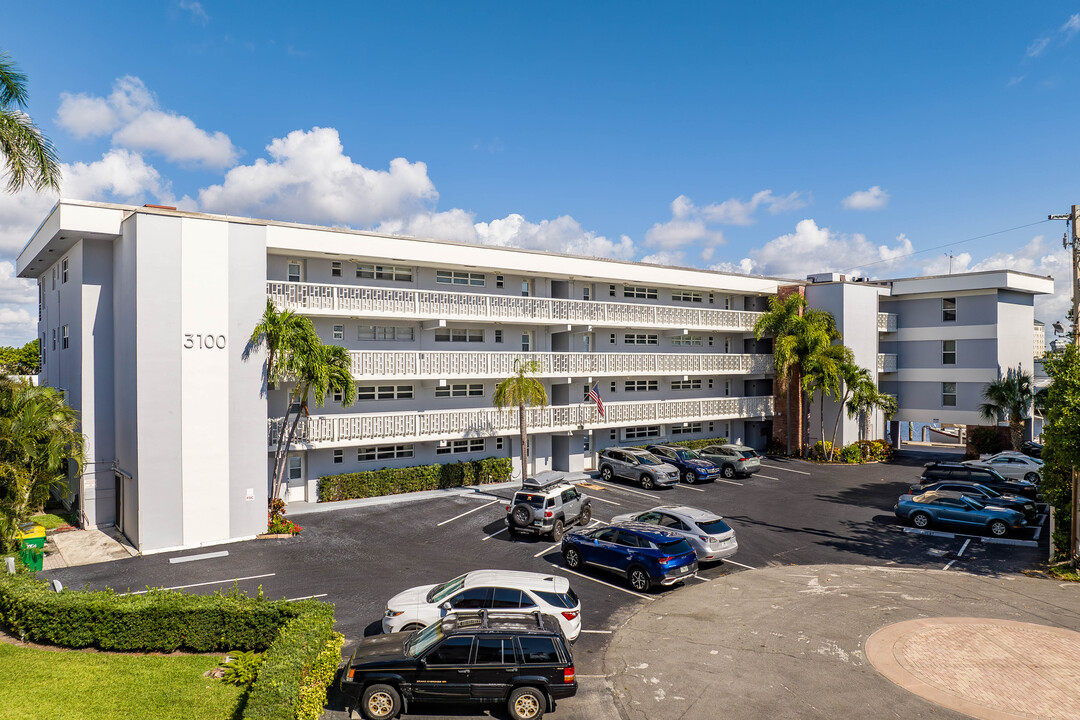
[658,555,674,563]
[505,505,511,512]
[544,510,554,518]
[561,610,579,621]
[564,666,576,683]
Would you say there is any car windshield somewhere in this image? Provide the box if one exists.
[974,484,1001,497]
[534,589,580,609]
[697,518,732,535]
[675,449,700,460]
[427,574,467,603]
[737,450,758,459]
[405,621,445,658]
[656,538,693,555]
[636,453,663,466]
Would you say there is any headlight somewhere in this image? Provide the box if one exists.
[385,609,404,618]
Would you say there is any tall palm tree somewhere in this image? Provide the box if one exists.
[845,371,897,442]
[792,309,842,455]
[0,51,61,192]
[825,361,870,459]
[979,366,1034,451]
[493,360,549,481]
[802,342,853,458]
[754,293,806,455]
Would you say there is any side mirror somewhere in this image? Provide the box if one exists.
[441,601,452,611]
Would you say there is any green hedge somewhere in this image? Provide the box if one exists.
[630,437,729,452]
[318,456,512,502]
[295,631,346,720]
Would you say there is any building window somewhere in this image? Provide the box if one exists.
[583,335,591,353]
[494,330,503,343]
[672,290,702,303]
[521,280,530,297]
[583,287,591,301]
[51,328,56,351]
[62,325,69,349]
[287,261,302,283]
[333,449,343,464]
[942,298,956,322]
[333,388,343,402]
[609,333,616,344]
[436,269,485,286]
[609,284,616,297]
[942,382,957,407]
[496,275,504,288]
[331,261,342,277]
[434,328,484,342]
[609,430,617,440]
[624,333,658,345]
[332,324,344,340]
[358,444,414,461]
[708,379,713,389]
[610,381,617,393]
[724,380,730,396]
[437,438,486,455]
[709,293,714,304]
[624,425,661,440]
[436,383,484,398]
[61,258,69,283]
[624,286,658,300]
[357,264,412,281]
[671,379,701,390]
[583,435,590,453]
[625,379,659,392]
[496,437,504,450]
[356,385,413,400]
[942,340,956,365]
[288,455,303,481]
[672,335,703,347]
[521,333,531,352]
[672,422,703,435]
[359,325,414,341]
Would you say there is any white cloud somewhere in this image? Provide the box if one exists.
[644,190,806,250]
[56,76,238,169]
[0,305,35,347]
[1063,14,1080,38]
[842,185,889,210]
[639,250,686,267]
[702,190,808,225]
[1027,36,1051,57]
[64,149,169,201]
[179,0,209,24]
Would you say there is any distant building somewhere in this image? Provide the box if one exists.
[1033,320,1045,359]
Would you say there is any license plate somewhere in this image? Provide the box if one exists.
[679,565,689,573]
[533,521,541,526]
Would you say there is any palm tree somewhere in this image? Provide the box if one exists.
[793,309,842,455]
[846,371,897,442]
[825,361,870,459]
[493,360,549,481]
[802,342,853,459]
[754,293,806,455]
[979,366,1034,451]
[0,51,61,192]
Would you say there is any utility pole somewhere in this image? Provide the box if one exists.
[1048,205,1079,565]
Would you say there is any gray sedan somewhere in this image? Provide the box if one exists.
[610,505,738,562]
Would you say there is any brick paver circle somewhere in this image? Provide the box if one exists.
[866,617,1080,720]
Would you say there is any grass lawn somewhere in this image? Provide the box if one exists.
[29,512,73,530]
[0,643,244,720]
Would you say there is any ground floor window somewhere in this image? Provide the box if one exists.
[357,384,414,400]
[623,425,661,440]
[671,379,701,390]
[287,455,303,481]
[436,383,484,398]
[333,449,343,464]
[672,422,703,435]
[358,444,414,461]
[437,438,486,455]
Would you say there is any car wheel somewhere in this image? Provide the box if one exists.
[640,474,655,490]
[507,686,546,720]
[563,546,582,569]
[551,519,566,542]
[398,622,424,633]
[988,520,1009,537]
[1025,472,1039,483]
[579,505,592,526]
[683,470,696,484]
[360,683,401,720]
[511,504,535,527]
[601,466,614,481]
[911,512,931,529]
[628,567,652,592]
[722,465,735,479]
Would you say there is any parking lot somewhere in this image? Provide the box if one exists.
[46,449,1050,719]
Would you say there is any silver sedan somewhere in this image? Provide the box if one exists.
[965,454,1042,484]
[610,505,738,562]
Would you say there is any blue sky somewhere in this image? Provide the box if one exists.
[2,2,1079,343]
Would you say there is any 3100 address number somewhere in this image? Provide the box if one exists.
[183,333,226,349]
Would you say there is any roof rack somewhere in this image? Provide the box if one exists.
[521,471,588,491]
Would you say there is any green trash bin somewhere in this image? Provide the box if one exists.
[20,545,44,572]
[16,522,46,550]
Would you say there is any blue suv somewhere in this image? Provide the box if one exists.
[647,445,722,484]
[560,522,698,592]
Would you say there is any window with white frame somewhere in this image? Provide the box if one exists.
[521,280,530,297]
[494,329,503,343]
[62,325,69,349]
[287,455,303,480]
[356,385,413,400]
[61,258,69,283]
[609,284,616,297]
[672,290,702,303]
[671,379,701,390]
[333,388,343,402]
[624,285,658,299]
[672,335,703,347]
[333,449,344,464]
[358,444,414,461]
[521,333,531,351]
[496,275,504,288]
[358,326,414,341]
[436,383,484,398]
[624,379,658,392]
[623,425,661,440]
[331,261,342,277]
[609,333,616,344]
[624,333,658,345]
[357,264,413,281]
[942,298,956,322]
[609,429,617,440]
[435,328,484,342]
[672,422,703,435]
[436,270,485,286]
[496,437,504,450]
[437,438,486,455]
[582,287,591,301]
[942,382,957,407]
[942,340,956,365]
[724,380,730,396]
[610,381,617,392]
[332,324,344,340]
[287,260,302,283]
[51,328,56,351]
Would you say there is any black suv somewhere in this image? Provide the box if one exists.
[342,611,577,720]
[919,462,1038,500]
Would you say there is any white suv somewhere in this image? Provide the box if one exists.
[382,569,582,640]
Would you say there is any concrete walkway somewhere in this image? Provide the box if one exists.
[46,527,137,568]
[604,564,1080,720]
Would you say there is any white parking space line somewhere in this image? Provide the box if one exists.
[688,574,711,582]
[556,566,652,600]
[169,550,228,564]
[760,463,811,475]
[722,559,757,570]
[579,629,613,634]
[286,593,328,602]
[754,474,780,481]
[675,484,706,492]
[943,538,972,570]
[981,536,1039,547]
[482,527,508,541]
[714,478,744,486]
[534,543,560,558]
[436,499,499,526]
[590,479,668,499]
[902,527,957,539]
[120,573,276,596]
[587,495,622,506]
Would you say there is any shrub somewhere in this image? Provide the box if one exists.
[629,437,729,452]
[839,444,863,464]
[809,441,833,460]
[222,650,263,687]
[318,456,512,502]
[854,439,894,462]
[970,426,1003,456]
[294,632,346,720]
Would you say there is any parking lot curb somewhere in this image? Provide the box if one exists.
[285,479,523,516]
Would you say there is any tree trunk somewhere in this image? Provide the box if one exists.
[785,369,792,455]
[519,403,528,481]
[1009,420,1024,451]
[270,387,298,501]
[827,390,851,462]
[275,399,307,503]
[802,389,811,457]
[819,391,825,457]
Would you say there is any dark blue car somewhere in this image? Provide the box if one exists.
[560,522,698,592]
[646,445,721,484]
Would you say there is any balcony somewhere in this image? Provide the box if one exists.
[877,353,897,373]
[348,350,774,380]
[268,281,764,332]
[877,312,897,332]
[268,395,775,449]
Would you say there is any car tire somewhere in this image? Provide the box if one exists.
[563,546,582,569]
[628,566,652,592]
[640,474,655,490]
[988,520,1009,537]
[600,465,614,481]
[722,465,735,479]
[550,519,566,542]
[579,505,592,526]
[360,683,401,720]
[507,686,546,720]
[683,470,696,484]
[511,504,535,527]
[1025,472,1039,483]
[911,512,931,529]
[399,622,425,633]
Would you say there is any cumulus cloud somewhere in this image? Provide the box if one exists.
[0,305,35,347]
[644,190,806,251]
[56,76,238,168]
[842,185,889,210]
[638,250,686,267]
[702,190,808,225]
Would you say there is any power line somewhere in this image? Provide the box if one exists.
[844,218,1052,274]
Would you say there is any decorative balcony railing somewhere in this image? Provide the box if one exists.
[877,353,897,373]
[877,312,898,332]
[267,281,764,332]
[348,350,773,380]
[268,395,775,449]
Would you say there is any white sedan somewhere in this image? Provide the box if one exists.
[965,454,1042,483]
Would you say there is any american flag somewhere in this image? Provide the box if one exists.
[588,383,605,418]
